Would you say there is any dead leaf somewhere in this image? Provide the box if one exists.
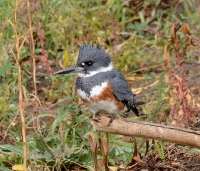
[171,162,180,168]
[131,80,159,94]
[170,22,175,35]
[164,46,170,71]
[118,164,127,169]
[169,97,175,106]
[12,164,24,171]
[108,166,119,171]
[131,87,142,94]
[126,76,145,81]
[181,24,190,35]
[185,92,192,106]
[178,107,184,116]
[88,134,97,153]
[63,49,69,68]
[133,155,147,164]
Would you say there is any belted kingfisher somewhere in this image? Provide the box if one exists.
[54,43,144,126]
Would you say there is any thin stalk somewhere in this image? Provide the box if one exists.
[172,23,189,118]
[26,0,39,129]
[13,0,27,170]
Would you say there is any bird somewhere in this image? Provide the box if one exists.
[54,43,144,126]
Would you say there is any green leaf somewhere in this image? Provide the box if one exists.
[154,140,165,163]
[0,144,23,157]
[35,140,47,153]
[26,113,54,126]
[43,150,53,161]
[51,118,60,134]
[0,60,11,77]
[115,140,134,148]
[64,129,69,143]
[143,73,152,80]
[0,166,13,171]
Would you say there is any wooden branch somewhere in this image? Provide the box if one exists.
[92,115,200,148]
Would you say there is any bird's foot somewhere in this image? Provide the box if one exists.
[123,112,129,118]
[95,112,100,118]
[107,114,115,127]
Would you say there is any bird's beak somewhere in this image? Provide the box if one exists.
[54,66,84,75]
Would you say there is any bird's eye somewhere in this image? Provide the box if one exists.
[86,61,93,66]
[81,63,85,67]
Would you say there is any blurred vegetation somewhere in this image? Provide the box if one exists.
[0,0,200,170]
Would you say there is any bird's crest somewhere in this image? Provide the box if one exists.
[77,43,111,65]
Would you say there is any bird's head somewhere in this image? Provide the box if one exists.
[54,43,113,77]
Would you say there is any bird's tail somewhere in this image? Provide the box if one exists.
[134,98,145,105]
[131,98,145,117]
[131,105,139,116]
[123,99,144,117]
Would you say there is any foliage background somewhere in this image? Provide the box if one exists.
[0,0,200,170]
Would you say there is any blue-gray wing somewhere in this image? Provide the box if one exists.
[109,70,134,102]
[109,70,140,116]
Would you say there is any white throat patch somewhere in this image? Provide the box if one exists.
[77,62,113,77]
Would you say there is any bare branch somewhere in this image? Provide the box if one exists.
[92,115,200,148]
